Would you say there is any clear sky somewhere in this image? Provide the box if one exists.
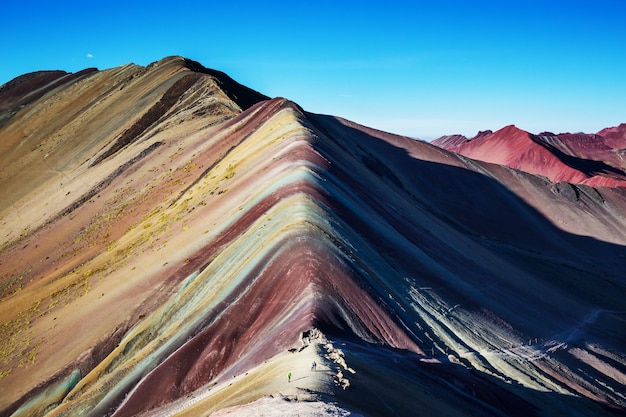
[1,0,625,139]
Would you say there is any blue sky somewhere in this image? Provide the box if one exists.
[1,0,625,139]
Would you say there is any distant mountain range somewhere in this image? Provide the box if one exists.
[1,56,625,417]
[432,124,626,187]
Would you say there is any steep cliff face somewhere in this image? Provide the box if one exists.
[1,57,625,417]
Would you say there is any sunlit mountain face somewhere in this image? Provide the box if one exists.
[432,124,626,187]
[1,57,625,417]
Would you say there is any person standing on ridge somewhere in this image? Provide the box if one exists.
[288,372,292,382]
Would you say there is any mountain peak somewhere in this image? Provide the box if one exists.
[472,129,493,139]
[494,124,527,136]
[598,123,626,148]
[146,55,270,111]
[434,122,626,187]
[1,57,625,417]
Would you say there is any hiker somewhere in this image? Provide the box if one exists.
[311,361,317,371]
[288,372,291,382]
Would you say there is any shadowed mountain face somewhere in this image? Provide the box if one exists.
[1,57,625,417]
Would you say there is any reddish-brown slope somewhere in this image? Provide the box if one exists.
[598,123,626,148]
[433,125,626,187]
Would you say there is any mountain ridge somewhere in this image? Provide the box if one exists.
[1,57,625,416]
[432,124,626,187]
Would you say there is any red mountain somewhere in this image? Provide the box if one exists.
[597,123,626,148]
[432,124,626,187]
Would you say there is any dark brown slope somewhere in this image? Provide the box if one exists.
[0,58,625,417]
